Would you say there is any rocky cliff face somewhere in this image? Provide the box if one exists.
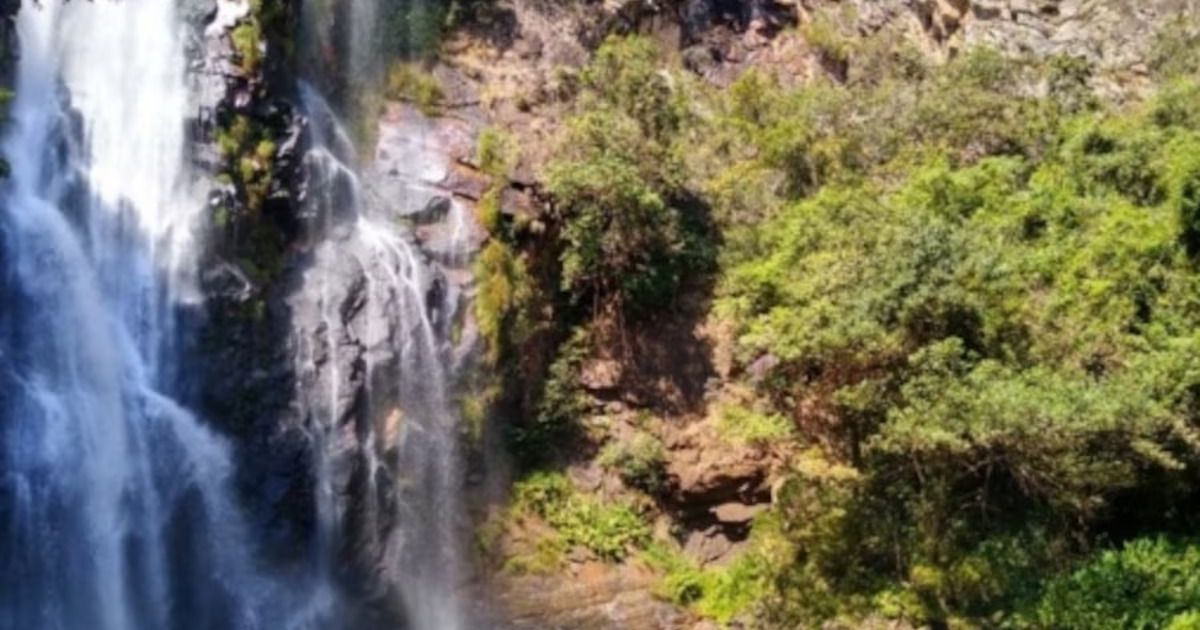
[184,0,490,621]
[821,0,1200,96]
[423,0,1200,627]
[176,0,1200,627]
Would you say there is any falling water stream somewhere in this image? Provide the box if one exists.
[0,0,471,627]
[0,2,328,629]
[298,78,472,629]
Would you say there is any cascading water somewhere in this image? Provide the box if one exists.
[295,77,473,629]
[0,2,328,628]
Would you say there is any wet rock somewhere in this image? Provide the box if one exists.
[442,163,493,201]
[180,0,218,29]
[413,209,487,267]
[199,259,254,302]
[408,195,453,225]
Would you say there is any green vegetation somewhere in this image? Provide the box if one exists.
[546,35,712,317]
[502,532,570,576]
[501,17,1200,627]
[474,240,531,366]
[697,26,1200,628]
[230,0,293,76]
[646,514,793,625]
[598,429,667,493]
[1150,18,1200,80]
[384,63,443,115]
[216,115,276,216]
[230,20,263,75]
[467,123,542,453]
[512,471,651,562]
[475,127,519,233]
[209,0,299,288]
[1035,537,1200,629]
[510,328,590,466]
[714,403,794,446]
[799,9,855,74]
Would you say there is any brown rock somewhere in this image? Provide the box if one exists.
[580,358,623,392]
[442,162,492,200]
[683,528,735,565]
[712,502,768,525]
[492,562,689,629]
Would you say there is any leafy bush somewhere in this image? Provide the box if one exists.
[1150,18,1200,80]
[1035,538,1200,629]
[546,35,711,316]
[510,329,591,467]
[474,240,532,366]
[477,127,518,180]
[800,10,855,75]
[384,63,443,114]
[512,472,651,561]
[715,403,794,446]
[599,430,667,493]
[216,114,275,214]
[710,52,1200,625]
[493,11,1200,629]
[645,512,793,624]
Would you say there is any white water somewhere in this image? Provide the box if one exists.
[298,84,472,629]
[0,2,323,628]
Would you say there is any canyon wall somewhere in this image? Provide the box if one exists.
[183,0,1200,627]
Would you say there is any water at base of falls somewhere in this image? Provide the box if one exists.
[0,2,332,629]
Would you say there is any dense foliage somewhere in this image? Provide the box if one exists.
[516,23,1200,627]
[511,471,651,562]
[546,36,711,317]
[705,35,1200,629]
[1035,537,1200,629]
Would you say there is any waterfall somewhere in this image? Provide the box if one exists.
[0,2,326,628]
[295,78,473,629]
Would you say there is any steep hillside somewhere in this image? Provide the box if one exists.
[416,1,1200,628]
[168,0,1200,627]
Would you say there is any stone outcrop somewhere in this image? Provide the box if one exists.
[188,0,487,619]
[175,0,1200,627]
[281,96,488,609]
[807,0,1200,96]
[497,563,690,629]
[957,0,1200,96]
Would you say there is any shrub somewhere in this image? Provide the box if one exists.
[1149,17,1200,80]
[546,35,711,316]
[645,513,791,624]
[512,472,651,561]
[599,430,667,493]
[474,240,532,365]
[510,328,590,467]
[711,71,1200,626]
[800,10,855,73]
[216,114,276,214]
[1035,538,1200,629]
[477,127,518,180]
[385,63,443,114]
[715,403,794,446]
[230,20,263,75]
